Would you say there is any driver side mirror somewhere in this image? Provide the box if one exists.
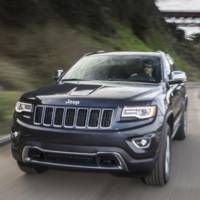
[169,71,187,84]
[54,69,64,81]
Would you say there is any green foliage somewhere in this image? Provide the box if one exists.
[101,24,151,51]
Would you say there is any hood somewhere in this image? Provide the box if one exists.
[21,81,163,107]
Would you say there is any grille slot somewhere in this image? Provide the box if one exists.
[101,110,113,128]
[34,106,43,124]
[65,108,76,127]
[88,110,100,128]
[44,107,53,126]
[34,106,114,129]
[54,108,64,127]
[76,109,88,127]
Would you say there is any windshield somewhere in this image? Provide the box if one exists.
[62,55,162,83]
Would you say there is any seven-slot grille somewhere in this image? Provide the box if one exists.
[34,105,114,129]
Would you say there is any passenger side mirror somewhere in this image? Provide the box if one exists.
[54,69,64,81]
[169,71,187,84]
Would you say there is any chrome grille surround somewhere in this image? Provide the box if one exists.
[34,105,114,130]
[22,146,128,171]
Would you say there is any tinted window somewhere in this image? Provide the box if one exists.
[62,55,162,83]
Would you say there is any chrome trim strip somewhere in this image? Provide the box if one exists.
[22,115,31,119]
[62,107,67,128]
[85,108,91,128]
[98,109,103,128]
[22,146,128,172]
[41,106,46,125]
[73,107,79,127]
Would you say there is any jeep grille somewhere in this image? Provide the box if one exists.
[34,105,114,129]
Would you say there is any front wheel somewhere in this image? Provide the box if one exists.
[143,124,171,186]
[17,162,48,174]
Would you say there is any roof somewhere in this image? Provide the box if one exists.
[86,51,162,57]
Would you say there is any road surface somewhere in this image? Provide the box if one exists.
[1,85,200,200]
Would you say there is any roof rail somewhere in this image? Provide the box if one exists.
[84,50,106,56]
[157,50,165,54]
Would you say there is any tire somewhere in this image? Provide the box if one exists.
[143,124,171,186]
[17,162,47,174]
[174,110,187,140]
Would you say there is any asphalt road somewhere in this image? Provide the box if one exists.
[1,86,200,200]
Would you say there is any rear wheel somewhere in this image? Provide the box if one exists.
[17,162,47,174]
[174,110,187,140]
[143,124,171,186]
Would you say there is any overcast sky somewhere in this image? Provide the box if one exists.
[156,0,200,36]
[156,0,200,11]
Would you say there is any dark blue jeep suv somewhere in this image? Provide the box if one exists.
[11,51,188,186]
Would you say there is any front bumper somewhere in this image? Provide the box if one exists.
[11,116,164,174]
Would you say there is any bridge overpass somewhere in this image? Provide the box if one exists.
[161,10,200,27]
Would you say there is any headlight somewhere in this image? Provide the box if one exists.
[15,102,33,113]
[121,106,157,119]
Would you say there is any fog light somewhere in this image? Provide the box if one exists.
[13,131,19,138]
[132,137,151,149]
[11,131,20,140]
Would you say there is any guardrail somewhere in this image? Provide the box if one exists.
[0,135,10,147]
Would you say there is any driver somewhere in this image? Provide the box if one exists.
[143,59,154,79]
[129,59,155,82]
